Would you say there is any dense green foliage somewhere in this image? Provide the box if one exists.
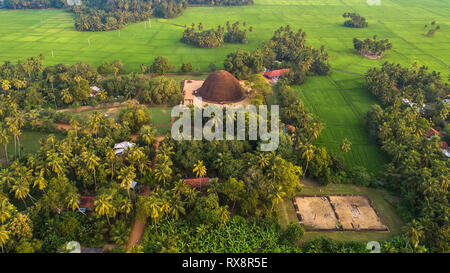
[263,26,331,83]
[364,63,449,252]
[342,12,368,28]
[3,0,66,9]
[142,216,301,253]
[223,49,263,80]
[4,0,253,32]
[224,21,252,44]
[0,56,180,108]
[181,24,225,48]
[187,0,253,6]
[353,36,393,58]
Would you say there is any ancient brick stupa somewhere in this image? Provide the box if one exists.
[197,70,245,103]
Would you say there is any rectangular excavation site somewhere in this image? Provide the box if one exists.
[293,195,388,232]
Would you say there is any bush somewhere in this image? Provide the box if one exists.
[348,166,374,186]
[180,62,193,73]
[149,56,175,75]
[208,63,217,72]
[280,222,304,244]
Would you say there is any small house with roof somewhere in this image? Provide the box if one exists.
[114,141,135,156]
[263,69,290,83]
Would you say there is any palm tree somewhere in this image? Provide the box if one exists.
[217,205,230,225]
[140,64,147,73]
[0,127,9,164]
[169,199,185,220]
[154,156,172,186]
[214,152,225,175]
[301,145,314,178]
[340,138,352,154]
[82,151,100,187]
[94,193,116,225]
[88,111,104,137]
[61,88,73,105]
[120,198,133,217]
[0,225,9,253]
[46,151,64,177]
[1,80,11,91]
[270,185,286,212]
[140,125,156,153]
[408,219,425,250]
[126,146,146,177]
[10,179,30,206]
[69,118,80,137]
[13,79,26,91]
[33,169,47,191]
[67,193,80,212]
[139,195,163,230]
[0,195,14,224]
[256,153,270,168]
[193,160,207,178]
[6,121,18,159]
[118,166,136,194]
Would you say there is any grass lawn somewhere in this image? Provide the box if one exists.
[149,107,173,125]
[293,71,389,174]
[0,0,448,78]
[2,131,64,162]
[277,179,405,242]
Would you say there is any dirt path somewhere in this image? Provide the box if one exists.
[56,101,127,113]
[126,137,164,250]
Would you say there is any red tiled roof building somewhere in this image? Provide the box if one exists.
[263,69,290,79]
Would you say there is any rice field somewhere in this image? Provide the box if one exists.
[294,71,389,173]
[0,0,448,76]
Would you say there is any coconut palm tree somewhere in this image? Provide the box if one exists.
[94,193,116,225]
[126,146,146,177]
[82,151,100,187]
[154,156,173,186]
[0,127,9,164]
[88,111,104,137]
[120,197,133,217]
[408,219,425,250]
[13,79,26,91]
[46,151,64,177]
[270,185,286,212]
[10,179,30,206]
[6,121,19,159]
[33,169,47,191]
[301,145,314,178]
[61,88,73,105]
[0,195,14,224]
[193,160,207,178]
[69,118,80,137]
[169,198,185,220]
[139,195,163,230]
[0,225,9,253]
[1,80,11,91]
[67,193,80,212]
[256,152,270,168]
[118,165,136,194]
[140,125,156,153]
[340,138,352,154]
[217,205,230,225]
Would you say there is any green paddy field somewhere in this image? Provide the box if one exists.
[0,0,448,75]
